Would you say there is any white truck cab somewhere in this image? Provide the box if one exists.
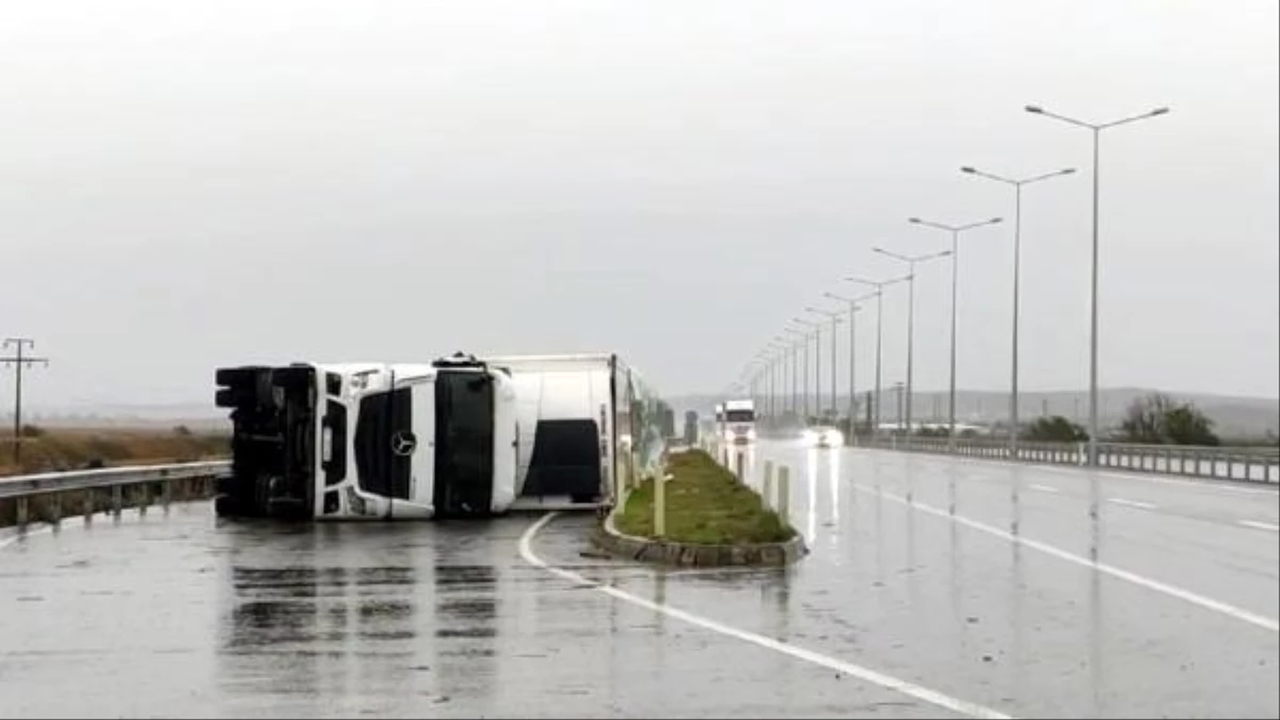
[215,353,519,521]
[722,399,757,444]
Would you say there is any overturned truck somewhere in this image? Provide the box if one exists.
[214,352,667,521]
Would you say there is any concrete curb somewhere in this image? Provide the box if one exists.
[592,504,808,568]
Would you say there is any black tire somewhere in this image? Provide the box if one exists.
[215,494,247,517]
[271,366,313,392]
[216,366,266,388]
[214,387,252,408]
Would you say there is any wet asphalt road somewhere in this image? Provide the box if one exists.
[1,443,1277,718]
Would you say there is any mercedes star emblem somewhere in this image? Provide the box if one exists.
[390,431,417,456]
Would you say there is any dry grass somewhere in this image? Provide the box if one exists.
[0,426,229,476]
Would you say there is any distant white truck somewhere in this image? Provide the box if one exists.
[721,398,757,444]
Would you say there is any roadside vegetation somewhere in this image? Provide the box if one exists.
[1119,393,1221,446]
[0,425,229,476]
[615,449,794,545]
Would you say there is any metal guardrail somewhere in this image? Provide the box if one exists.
[859,436,1279,484]
[0,461,231,528]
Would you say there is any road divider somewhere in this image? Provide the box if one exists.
[593,448,806,567]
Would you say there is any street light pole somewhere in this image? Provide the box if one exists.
[786,324,811,421]
[805,306,842,421]
[872,247,952,445]
[794,317,824,422]
[960,164,1075,457]
[825,290,877,442]
[1025,103,1169,467]
[847,275,910,437]
[908,216,1003,448]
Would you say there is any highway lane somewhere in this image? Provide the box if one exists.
[571,441,1278,718]
[1,445,1276,718]
[1,503,958,719]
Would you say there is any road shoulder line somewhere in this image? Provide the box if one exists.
[519,512,1012,720]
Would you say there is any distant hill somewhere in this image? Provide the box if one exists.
[18,387,1278,439]
[667,387,1280,439]
[11,403,228,431]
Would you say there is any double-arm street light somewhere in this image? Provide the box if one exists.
[908,216,1003,447]
[773,334,798,416]
[871,246,952,442]
[823,290,878,440]
[805,305,844,421]
[792,317,825,422]
[785,323,813,420]
[845,274,910,435]
[960,164,1075,455]
[1025,103,1170,467]
[751,350,773,419]
[765,340,788,418]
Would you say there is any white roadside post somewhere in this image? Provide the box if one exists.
[763,460,775,508]
[654,472,672,538]
[777,466,791,522]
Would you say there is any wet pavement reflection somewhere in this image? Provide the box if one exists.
[1,443,1277,718]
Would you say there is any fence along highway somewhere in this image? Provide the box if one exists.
[2,441,1276,718]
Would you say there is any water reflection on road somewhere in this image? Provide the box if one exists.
[1,441,1276,718]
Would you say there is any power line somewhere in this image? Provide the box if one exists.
[1,337,50,465]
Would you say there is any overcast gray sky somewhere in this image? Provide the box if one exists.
[3,0,1277,410]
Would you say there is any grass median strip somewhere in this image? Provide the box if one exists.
[615,449,795,545]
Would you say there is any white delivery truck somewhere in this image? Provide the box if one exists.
[213,353,520,521]
[722,398,758,444]
[481,353,668,510]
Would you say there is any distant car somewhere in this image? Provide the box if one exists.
[802,425,844,448]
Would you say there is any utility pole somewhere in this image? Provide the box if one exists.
[1,338,50,465]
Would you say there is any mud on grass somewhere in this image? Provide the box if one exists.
[615,449,795,545]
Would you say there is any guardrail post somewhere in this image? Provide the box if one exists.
[49,493,62,527]
[735,451,745,484]
[777,466,791,522]
[162,480,172,513]
[16,496,29,531]
[111,484,123,520]
[83,489,94,524]
[654,472,669,538]
[763,461,774,508]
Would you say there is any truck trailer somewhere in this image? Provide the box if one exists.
[482,353,668,510]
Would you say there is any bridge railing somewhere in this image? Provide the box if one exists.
[855,436,1279,484]
[0,461,230,530]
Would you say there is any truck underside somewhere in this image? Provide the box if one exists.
[214,364,317,520]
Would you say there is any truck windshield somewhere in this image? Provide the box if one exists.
[726,410,755,422]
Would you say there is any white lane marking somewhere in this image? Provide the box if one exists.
[1238,520,1280,533]
[847,483,1278,633]
[1029,484,1059,494]
[519,512,1012,720]
[1107,498,1157,511]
